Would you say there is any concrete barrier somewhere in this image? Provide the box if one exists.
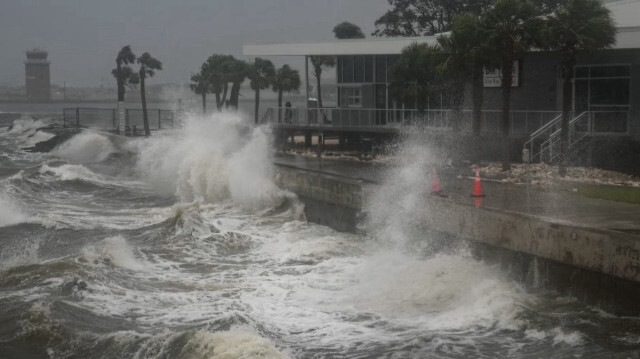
[275,164,640,315]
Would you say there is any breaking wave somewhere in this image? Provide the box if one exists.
[52,131,117,163]
[136,112,286,209]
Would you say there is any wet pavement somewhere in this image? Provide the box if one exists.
[274,154,640,234]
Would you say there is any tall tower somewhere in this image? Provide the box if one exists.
[25,49,51,101]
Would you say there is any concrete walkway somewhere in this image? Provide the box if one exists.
[274,154,640,235]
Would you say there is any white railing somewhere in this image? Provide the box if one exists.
[261,107,562,135]
[525,110,630,163]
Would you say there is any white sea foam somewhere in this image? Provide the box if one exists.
[80,236,147,271]
[38,163,113,187]
[52,131,117,163]
[136,112,285,209]
[177,329,288,359]
[0,192,29,227]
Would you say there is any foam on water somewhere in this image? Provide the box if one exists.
[52,131,117,163]
[79,236,147,271]
[0,192,30,227]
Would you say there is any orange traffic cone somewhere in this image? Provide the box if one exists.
[471,167,485,197]
[431,169,441,194]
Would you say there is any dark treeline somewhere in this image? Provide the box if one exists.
[189,55,301,125]
[376,0,616,173]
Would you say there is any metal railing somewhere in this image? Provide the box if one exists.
[524,110,630,163]
[63,107,174,133]
[260,107,561,135]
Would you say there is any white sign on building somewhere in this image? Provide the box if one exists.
[483,61,519,87]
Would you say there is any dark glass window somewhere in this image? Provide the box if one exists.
[591,65,630,78]
[354,56,365,83]
[375,55,386,83]
[575,67,589,79]
[343,56,354,83]
[590,78,630,105]
[337,57,343,83]
[375,84,386,109]
[365,56,373,83]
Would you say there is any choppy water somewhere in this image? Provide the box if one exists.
[2,113,640,359]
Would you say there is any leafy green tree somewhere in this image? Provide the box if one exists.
[309,56,335,108]
[544,0,616,176]
[190,71,210,114]
[248,57,276,124]
[373,0,492,37]
[137,52,162,136]
[112,45,139,102]
[481,0,544,170]
[388,42,444,111]
[272,65,301,120]
[333,22,365,39]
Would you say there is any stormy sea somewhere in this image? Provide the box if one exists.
[2,112,640,359]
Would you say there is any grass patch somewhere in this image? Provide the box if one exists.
[569,184,640,205]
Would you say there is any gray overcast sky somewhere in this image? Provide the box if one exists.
[1,0,390,87]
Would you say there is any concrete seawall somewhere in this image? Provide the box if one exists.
[275,164,640,315]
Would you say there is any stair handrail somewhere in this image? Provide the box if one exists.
[524,113,562,162]
[259,107,274,125]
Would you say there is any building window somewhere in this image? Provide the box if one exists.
[574,64,631,133]
[365,56,374,83]
[375,55,386,83]
[343,56,354,83]
[339,86,361,107]
[574,64,631,110]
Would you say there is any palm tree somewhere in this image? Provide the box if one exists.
[112,45,139,133]
[227,58,248,110]
[388,42,443,111]
[272,65,301,121]
[190,71,209,114]
[112,45,138,102]
[137,52,162,136]
[544,0,616,176]
[481,0,544,170]
[248,58,276,124]
[439,13,492,160]
[204,54,234,110]
[309,56,335,108]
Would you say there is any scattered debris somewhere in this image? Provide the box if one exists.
[479,162,640,187]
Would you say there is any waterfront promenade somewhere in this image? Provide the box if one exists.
[274,153,640,234]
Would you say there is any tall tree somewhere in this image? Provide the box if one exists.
[112,45,139,133]
[544,0,616,176]
[137,52,162,136]
[481,0,544,171]
[204,54,234,110]
[309,56,335,108]
[190,71,209,114]
[333,22,365,39]
[373,0,492,37]
[388,42,444,111]
[438,13,492,159]
[226,58,248,110]
[248,57,276,124]
[272,65,301,121]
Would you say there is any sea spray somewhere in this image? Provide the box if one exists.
[136,112,286,208]
[364,128,440,249]
[0,192,29,228]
